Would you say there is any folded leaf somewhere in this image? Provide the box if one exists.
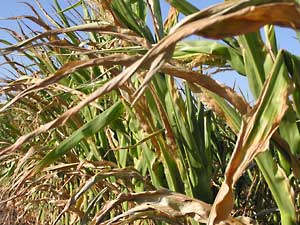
[208,50,293,224]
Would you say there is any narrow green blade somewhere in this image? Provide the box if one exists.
[32,101,124,174]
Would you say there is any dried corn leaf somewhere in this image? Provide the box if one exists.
[208,50,292,224]
[132,2,300,101]
[91,189,211,224]
[0,54,138,112]
[0,22,149,54]
[90,189,255,225]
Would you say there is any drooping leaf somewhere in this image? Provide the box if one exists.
[208,50,295,224]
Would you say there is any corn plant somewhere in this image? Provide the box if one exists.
[0,0,300,224]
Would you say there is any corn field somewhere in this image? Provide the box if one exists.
[1,0,300,224]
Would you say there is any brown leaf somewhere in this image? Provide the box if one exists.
[162,64,250,115]
[91,189,255,225]
[0,23,150,54]
[0,54,139,113]
[130,2,300,105]
[91,189,211,224]
[163,6,179,32]
[208,52,291,224]
[1,15,50,30]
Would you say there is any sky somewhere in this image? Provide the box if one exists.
[0,0,299,103]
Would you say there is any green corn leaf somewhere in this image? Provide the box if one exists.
[240,30,300,175]
[174,40,245,75]
[55,0,82,14]
[111,0,154,43]
[238,32,269,98]
[256,151,297,225]
[165,0,198,15]
[32,101,124,174]
[130,0,147,22]
[150,0,164,40]
[284,51,300,118]
[264,25,278,55]
[279,109,300,156]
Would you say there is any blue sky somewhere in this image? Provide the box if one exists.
[0,0,299,103]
